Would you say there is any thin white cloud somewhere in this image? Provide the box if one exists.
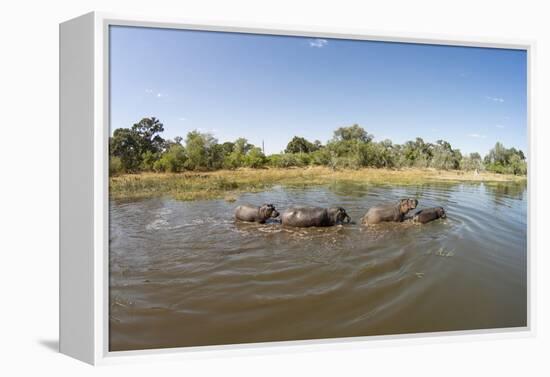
[486,96,504,103]
[495,124,505,129]
[196,127,219,134]
[467,133,486,138]
[145,89,166,98]
[309,38,328,48]
[178,117,187,121]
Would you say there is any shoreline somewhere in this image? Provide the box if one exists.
[109,167,526,202]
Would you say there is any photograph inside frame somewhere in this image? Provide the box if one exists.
[107,25,527,351]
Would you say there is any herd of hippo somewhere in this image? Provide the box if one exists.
[234,199,447,227]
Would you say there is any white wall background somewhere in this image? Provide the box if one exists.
[0,0,548,375]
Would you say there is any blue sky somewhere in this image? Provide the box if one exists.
[110,26,527,156]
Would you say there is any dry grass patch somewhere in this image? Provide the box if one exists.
[109,167,525,201]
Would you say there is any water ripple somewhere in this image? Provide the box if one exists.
[109,181,527,350]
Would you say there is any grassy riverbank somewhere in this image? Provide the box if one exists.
[109,167,526,202]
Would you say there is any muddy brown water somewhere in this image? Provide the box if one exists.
[109,182,527,351]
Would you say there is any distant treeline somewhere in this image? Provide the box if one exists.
[109,117,527,176]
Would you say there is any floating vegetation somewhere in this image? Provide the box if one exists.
[224,194,238,202]
[435,248,455,257]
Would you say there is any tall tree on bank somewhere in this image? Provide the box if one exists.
[285,136,319,154]
[110,128,142,172]
[332,124,373,143]
[484,142,526,175]
[110,117,165,172]
[185,130,220,170]
[132,117,165,154]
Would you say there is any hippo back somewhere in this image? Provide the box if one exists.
[413,207,445,224]
[235,204,259,222]
[281,206,328,227]
[362,203,400,224]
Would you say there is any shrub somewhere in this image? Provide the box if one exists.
[330,156,361,170]
[109,156,124,175]
[140,151,159,171]
[222,151,241,169]
[154,144,187,172]
[244,147,266,168]
[281,153,305,167]
[267,153,304,168]
[309,149,331,166]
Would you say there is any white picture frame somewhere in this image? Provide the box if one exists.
[59,11,536,365]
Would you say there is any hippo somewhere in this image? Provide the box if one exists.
[412,207,446,224]
[281,206,351,227]
[234,204,280,224]
[361,198,418,225]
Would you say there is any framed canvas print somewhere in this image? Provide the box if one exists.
[59,12,534,365]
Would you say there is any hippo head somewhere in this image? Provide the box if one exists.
[328,207,351,224]
[260,204,279,219]
[436,207,446,218]
[399,198,418,214]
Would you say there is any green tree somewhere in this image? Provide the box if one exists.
[221,142,235,156]
[509,154,527,175]
[163,136,183,150]
[402,138,433,168]
[233,138,253,155]
[362,140,396,168]
[430,140,461,170]
[110,128,142,172]
[132,117,165,154]
[154,144,187,172]
[223,151,244,169]
[377,139,398,168]
[109,117,166,172]
[332,124,373,142]
[184,130,219,170]
[324,125,375,168]
[484,142,508,166]
[267,153,303,168]
[285,136,318,154]
[222,138,255,169]
[244,147,267,168]
[484,142,527,175]
[461,152,484,171]
[109,156,123,175]
[207,143,225,170]
[141,150,160,171]
[309,148,332,166]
